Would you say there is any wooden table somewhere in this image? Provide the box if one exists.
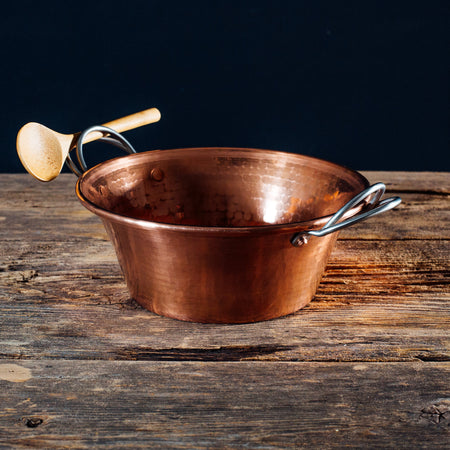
[1,172,449,448]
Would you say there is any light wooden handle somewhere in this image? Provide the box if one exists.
[83,107,161,143]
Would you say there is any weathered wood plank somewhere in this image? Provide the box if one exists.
[0,304,447,362]
[0,173,448,448]
[2,239,447,301]
[0,360,448,449]
[0,172,448,361]
[362,171,450,194]
[1,238,448,362]
[1,171,448,362]
[0,174,449,241]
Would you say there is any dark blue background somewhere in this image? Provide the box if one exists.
[2,0,449,173]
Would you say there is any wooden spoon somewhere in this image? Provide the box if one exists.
[17,107,161,182]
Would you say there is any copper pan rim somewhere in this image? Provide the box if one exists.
[76,147,370,235]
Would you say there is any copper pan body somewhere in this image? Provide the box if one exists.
[76,147,368,323]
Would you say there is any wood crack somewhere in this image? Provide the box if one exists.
[2,350,449,363]
[114,345,296,361]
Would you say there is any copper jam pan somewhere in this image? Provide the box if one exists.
[76,146,401,323]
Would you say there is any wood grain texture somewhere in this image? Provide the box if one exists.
[362,171,450,194]
[1,173,448,243]
[0,172,448,448]
[0,360,449,449]
[1,174,448,362]
[0,237,448,362]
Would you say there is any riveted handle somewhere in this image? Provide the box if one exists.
[291,183,401,247]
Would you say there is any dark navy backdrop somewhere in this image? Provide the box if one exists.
[2,0,449,172]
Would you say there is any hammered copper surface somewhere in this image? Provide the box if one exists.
[76,147,369,323]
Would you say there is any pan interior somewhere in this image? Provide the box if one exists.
[78,148,368,227]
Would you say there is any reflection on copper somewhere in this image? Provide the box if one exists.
[262,184,283,224]
[76,147,369,323]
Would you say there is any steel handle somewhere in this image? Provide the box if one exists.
[291,183,402,247]
[66,125,137,177]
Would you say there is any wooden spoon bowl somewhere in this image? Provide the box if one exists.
[17,108,161,182]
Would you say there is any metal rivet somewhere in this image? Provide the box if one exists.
[291,234,309,247]
[151,168,164,182]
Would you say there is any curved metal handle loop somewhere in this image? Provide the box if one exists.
[291,183,401,247]
[65,125,137,177]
